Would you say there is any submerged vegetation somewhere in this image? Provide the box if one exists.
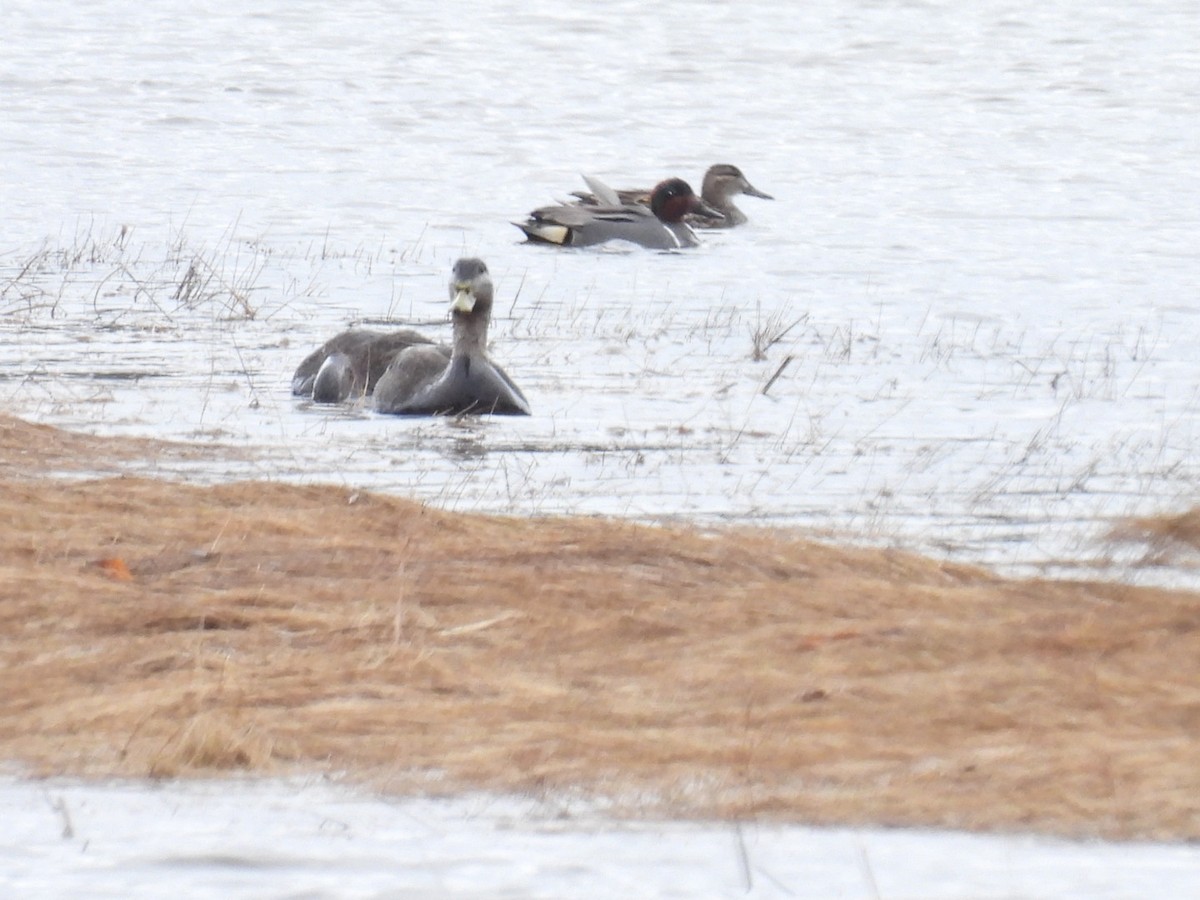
[0,225,1195,585]
[1,223,323,323]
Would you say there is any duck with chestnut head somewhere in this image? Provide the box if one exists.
[569,164,773,228]
[515,177,723,250]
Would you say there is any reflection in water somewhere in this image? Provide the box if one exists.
[445,419,491,462]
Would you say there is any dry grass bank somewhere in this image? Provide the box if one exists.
[0,413,228,479]
[1112,509,1200,563]
[1,414,1198,841]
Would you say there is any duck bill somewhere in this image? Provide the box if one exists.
[744,183,774,200]
[450,285,476,313]
[692,198,726,220]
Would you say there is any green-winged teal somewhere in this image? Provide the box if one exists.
[571,164,773,228]
[515,177,723,249]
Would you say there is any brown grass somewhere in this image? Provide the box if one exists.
[1111,508,1200,562]
[0,413,233,479]
[1,413,1198,841]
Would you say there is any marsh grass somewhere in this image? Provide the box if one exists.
[1,416,1199,841]
[1108,508,1200,569]
[749,303,805,362]
[2,226,265,325]
[0,223,419,332]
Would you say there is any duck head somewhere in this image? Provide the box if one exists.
[449,257,493,316]
[649,178,725,224]
[704,164,774,202]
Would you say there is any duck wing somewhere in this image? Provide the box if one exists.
[570,184,652,208]
[292,328,433,398]
[376,351,530,416]
[530,202,656,226]
[580,174,622,208]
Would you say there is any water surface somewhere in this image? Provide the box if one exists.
[8,779,1200,899]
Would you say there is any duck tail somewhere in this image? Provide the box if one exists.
[513,220,570,245]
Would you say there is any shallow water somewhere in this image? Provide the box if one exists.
[2,0,1199,890]
[2,0,1199,583]
[7,778,1200,900]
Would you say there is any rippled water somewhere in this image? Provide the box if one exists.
[3,0,1199,582]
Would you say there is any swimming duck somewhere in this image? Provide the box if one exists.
[292,259,530,416]
[571,164,773,228]
[374,258,530,416]
[515,177,723,250]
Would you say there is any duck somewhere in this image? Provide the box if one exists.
[293,258,530,416]
[571,164,773,228]
[375,257,529,416]
[515,177,723,250]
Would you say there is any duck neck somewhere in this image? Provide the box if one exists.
[705,189,746,225]
[718,200,747,225]
[452,309,488,358]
